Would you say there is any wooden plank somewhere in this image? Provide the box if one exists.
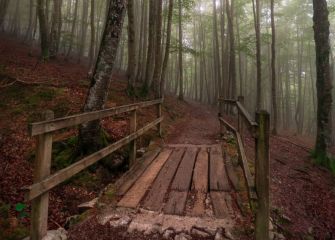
[30,99,163,136]
[190,192,206,217]
[171,148,197,191]
[219,117,237,133]
[115,149,161,196]
[117,149,172,208]
[192,148,208,192]
[209,146,231,192]
[30,111,54,240]
[166,144,213,148]
[25,118,163,201]
[142,148,185,211]
[236,133,257,200]
[163,191,188,215]
[210,192,229,219]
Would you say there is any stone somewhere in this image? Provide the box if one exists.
[25,228,67,240]
[174,233,192,240]
[191,227,211,238]
[110,215,131,228]
[144,224,162,235]
[215,228,225,240]
[224,229,234,240]
[275,233,286,240]
[269,231,275,240]
[163,229,175,239]
[78,198,98,212]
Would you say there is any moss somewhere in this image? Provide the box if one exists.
[71,171,99,190]
[0,202,10,219]
[311,149,335,175]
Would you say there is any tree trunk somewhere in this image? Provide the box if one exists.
[49,0,62,58]
[178,0,183,100]
[271,0,278,135]
[152,0,163,98]
[78,0,127,153]
[89,0,96,66]
[126,0,137,90]
[37,0,50,59]
[160,0,174,98]
[313,0,333,165]
[0,0,10,30]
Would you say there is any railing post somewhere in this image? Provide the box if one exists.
[255,111,270,240]
[157,101,162,137]
[129,109,137,166]
[31,110,54,240]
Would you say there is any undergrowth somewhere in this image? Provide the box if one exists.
[311,150,335,175]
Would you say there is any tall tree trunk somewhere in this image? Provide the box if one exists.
[66,0,79,58]
[152,0,163,98]
[49,0,62,58]
[126,0,137,90]
[0,0,10,30]
[89,0,96,66]
[313,0,333,165]
[24,0,35,42]
[253,0,262,109]
[160,0,174,98]
[78,0,89,63]
[178,0,183,100]
[271,0,278,135]
[226,0,236,100]
[37,0,49,59]
[78,0,127,153]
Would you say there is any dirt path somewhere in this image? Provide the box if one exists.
[165,101,220,145]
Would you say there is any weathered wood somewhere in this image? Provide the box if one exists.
[255,111,270,240]
[219,98,236,105]
[190,192,207,217]
[171,148,197,191]
[29,99,163,136]
[237,96,244,133]
[236,132,257,200]
[25,118,163,201]
[167,144,213,148]
[219,117,237,133]
[209,146,231,191]
[142,148,185,211]
[117,149,172,208]
[163,191,188,215]
[129,110,137,166]
[30,111,54,240]
[236,101,258,128]
[192,148,208,192]
[115,149,161,196]
[210,192,229,219]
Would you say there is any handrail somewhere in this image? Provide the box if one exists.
[26,99,163,240]
[218,96,270,240]
[29,98,163,136]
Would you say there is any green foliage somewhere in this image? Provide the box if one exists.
[14,203,28,219]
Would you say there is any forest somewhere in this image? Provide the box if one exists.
[0,0,335,239]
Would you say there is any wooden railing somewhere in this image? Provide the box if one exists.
[24,99,163,240]
[218,96,270,240]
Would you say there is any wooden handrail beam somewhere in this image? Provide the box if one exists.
[25,117,163,201]
[29,99,163,136]
[236,101,258,127]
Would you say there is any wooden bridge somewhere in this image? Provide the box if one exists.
[25,98,270,240]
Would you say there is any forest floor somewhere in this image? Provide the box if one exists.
[0,36,335,240]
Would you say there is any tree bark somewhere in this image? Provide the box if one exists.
[78,0,127,153]
[160,0,174,98]
[0,0,10,30]
[89,0,96,66]
[49,0,62,58]
[271,0,278,135]
[37,0,50,59]
[313,0,333,164]
[178,0,183,100]
[126,0,137,90]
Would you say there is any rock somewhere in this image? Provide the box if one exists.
[78,198,98,212]
[64,215,81,229]
[269,220,274,231]
[137,148,146,157]
[191,227,211,238]
[224,229,234,240]
[215,228,224,240]
[144,224,162,235]
[25,228,67,240]
[174,232,192,240]
[110,215,132,228]
[269,231,275,240]
[163,229,175,239]
[275,233,286,240]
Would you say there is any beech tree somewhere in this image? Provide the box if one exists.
[312,0,333,166]
[78,0,127,152]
